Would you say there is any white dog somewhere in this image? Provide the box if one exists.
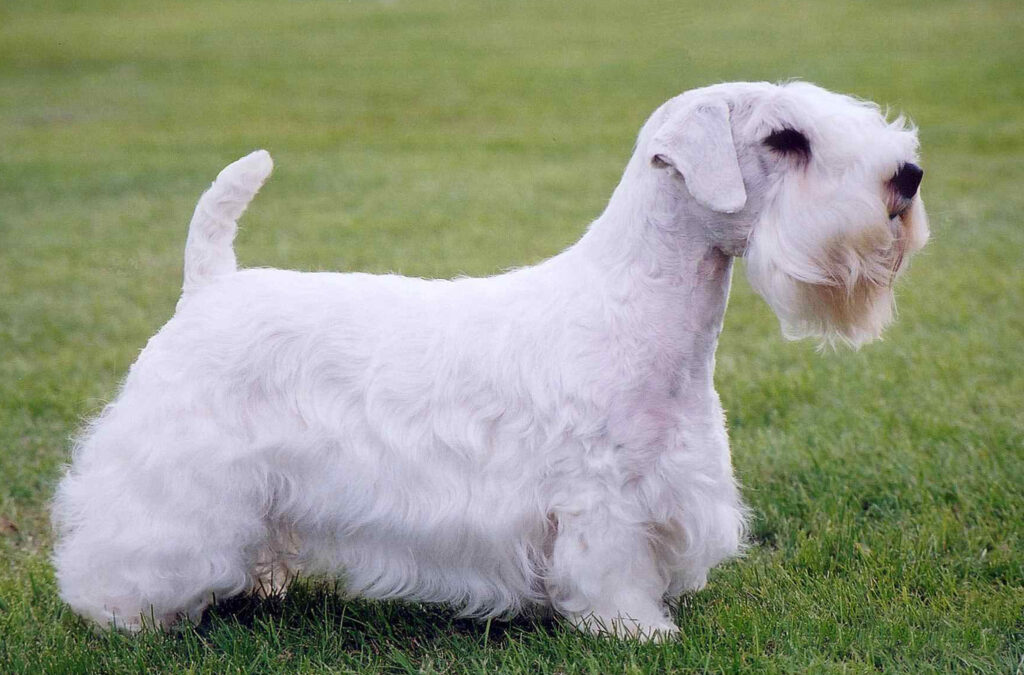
[53,81,928,639]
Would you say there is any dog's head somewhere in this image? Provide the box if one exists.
[643,81,929,347]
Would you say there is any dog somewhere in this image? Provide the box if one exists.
[52,81,928,640]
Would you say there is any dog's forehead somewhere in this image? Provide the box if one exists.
[669,81,920,167]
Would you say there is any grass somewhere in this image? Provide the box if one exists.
[0,0,1021,672]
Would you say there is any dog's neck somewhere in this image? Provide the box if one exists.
[566,158,734,395]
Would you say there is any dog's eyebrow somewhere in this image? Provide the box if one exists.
[763,127,811,161]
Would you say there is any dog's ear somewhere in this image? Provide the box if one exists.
[649,100,747,214]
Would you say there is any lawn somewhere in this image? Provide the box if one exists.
[0,0,1021,672]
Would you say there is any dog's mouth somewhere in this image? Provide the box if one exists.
[885,210,911,281]
[888,200,911,220]
[885,188,916,279]
[889,234,906,282]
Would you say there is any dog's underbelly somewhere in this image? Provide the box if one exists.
[292,457,549,613]
[263,423,551,613]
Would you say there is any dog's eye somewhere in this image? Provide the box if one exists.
[763,128,811,161]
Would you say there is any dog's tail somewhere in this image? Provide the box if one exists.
[183,150,273,292]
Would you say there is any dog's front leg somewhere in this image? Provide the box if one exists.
[545,506,678,641]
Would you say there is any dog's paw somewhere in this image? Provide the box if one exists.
[570,612,680,642]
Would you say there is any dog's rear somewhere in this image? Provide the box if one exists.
[52,152,275,631]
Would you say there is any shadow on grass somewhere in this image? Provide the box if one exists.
[192,579,561,652]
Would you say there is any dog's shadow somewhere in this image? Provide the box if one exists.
[191,581,557,652]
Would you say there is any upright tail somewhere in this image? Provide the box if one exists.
[183,150,274,292]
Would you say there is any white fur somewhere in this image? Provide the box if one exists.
[52,81,928,639]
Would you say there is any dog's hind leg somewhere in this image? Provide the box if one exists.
[52,414,267,631]
[53,494,262,631]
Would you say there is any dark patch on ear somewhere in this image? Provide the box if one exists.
[763,128,811,163]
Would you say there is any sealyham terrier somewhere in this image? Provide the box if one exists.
[53,81,928,639]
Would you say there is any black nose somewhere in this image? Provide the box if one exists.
[892,162,923,199]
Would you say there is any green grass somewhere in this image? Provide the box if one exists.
[1,0,1021,672]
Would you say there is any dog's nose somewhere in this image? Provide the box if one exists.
[892,163,923,199]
